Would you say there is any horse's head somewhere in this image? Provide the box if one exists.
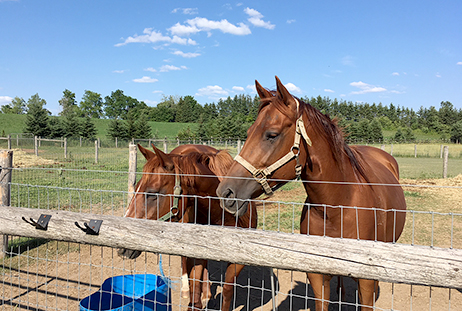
[217,76,312,216]
[118,144,188,259]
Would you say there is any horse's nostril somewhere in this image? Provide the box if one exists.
[223,188,234,199]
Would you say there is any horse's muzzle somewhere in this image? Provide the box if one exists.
[217,186,249,217]
[117,248,142,260]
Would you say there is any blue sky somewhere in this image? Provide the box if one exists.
[1,0,461,115]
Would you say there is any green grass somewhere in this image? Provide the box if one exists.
[0,114,197,140]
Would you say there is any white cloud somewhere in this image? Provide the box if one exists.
[169,17,251,36]
[350,81,386,94]
[152,90,163,94]
[324,89,335,93]
[172,50,201,58]
[113,70,126,73]
[144,67,157,72]
[116,28,197,47]
[287,19,296,24]
[244,8,275,30]
[133,76,158,83]
[196,85,228,97]
[232,86,245,92]
[172,8,198,15]
[392,72,400,76]
[341,55,355,66]
[457,61,462,65]
[0,96,13,105]
[246,84,256,93]
[159,65,187,72]
[436,73,442,78]
[284,83,301,94]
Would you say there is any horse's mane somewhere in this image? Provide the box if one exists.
[259,94,368,182]
[143,150,234,188]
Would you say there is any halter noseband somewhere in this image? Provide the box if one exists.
[234,99,312,195]
[157,173,183,222]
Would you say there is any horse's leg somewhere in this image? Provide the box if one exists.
[187,258,207,310]
[181,256,190,299]
[201,262,212,301]
[221,263,245,311]
[307,273,332,311]
[357,279,379,311]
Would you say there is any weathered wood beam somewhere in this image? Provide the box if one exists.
[0,205,460,289]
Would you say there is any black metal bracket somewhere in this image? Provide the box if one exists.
[22,214,52,230]
[75,219,103,235]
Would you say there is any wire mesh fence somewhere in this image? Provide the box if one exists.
[1,145,462,310]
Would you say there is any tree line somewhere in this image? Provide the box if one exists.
[1,89,461,143]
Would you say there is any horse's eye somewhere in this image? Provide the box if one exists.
[266,132,279,142]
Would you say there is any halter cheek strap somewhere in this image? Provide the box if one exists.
[158,174,183,222]
[234,99,312,195]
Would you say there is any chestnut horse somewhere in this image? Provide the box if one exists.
[118,144,257,311]
[217,77,407,311]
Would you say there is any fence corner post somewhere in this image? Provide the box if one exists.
[128,144,137,207]
[0,149,13,255]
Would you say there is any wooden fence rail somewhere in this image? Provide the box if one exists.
[0,205,460,289]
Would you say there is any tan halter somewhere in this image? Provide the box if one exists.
[234,99,312,195]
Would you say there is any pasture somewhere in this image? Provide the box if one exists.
[1,142,461,310]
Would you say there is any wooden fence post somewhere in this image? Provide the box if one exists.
[380,144,385,151]
[443,145,449,178]
[7,135,11,150]
[95,140,99,164]
[414,144,417,158]
[177,137,180,146]
[64,138,68,159]
[128,144,137,206]
[163,137,168,153]
[0,149,13,255]
[16,134,19,147]
[34,136,38,156]
[390,143,393,156]
[237,139,242,154]
[115,137,118,148]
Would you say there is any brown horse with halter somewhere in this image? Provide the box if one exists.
[118,144,257,311]
[217,76,407,310]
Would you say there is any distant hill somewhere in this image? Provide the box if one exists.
[0,114,198,139]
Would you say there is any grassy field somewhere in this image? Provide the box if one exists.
[0,114,197,139]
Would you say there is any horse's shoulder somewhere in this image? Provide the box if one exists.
[350,145,400,180]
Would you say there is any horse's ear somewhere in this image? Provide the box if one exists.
[275,76,298,110]
[138,144,156,160]
[255,80,272,99]
[151,144,174,171]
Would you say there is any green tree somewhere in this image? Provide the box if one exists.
[24,94,50,137]
[393,128,405,142]
[177,126,196,140]
[79,117,97,139]
[149,95,177,122]
[103,89,148,120]
[58,89,77,117]
[48,117,65,138]
[107,119,128,140]
[79,90,103,118]
[134,114,152,138]
[176,95,202,123]
[368,118,383,142]
[450,121,462,143]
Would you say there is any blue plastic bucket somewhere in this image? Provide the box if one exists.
[80,274,171,311]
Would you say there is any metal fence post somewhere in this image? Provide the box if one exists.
[1,149,13,255]
[128,144,137,207]
[443,146,449,178]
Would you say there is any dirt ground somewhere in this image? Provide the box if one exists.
[1,151,461,310]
